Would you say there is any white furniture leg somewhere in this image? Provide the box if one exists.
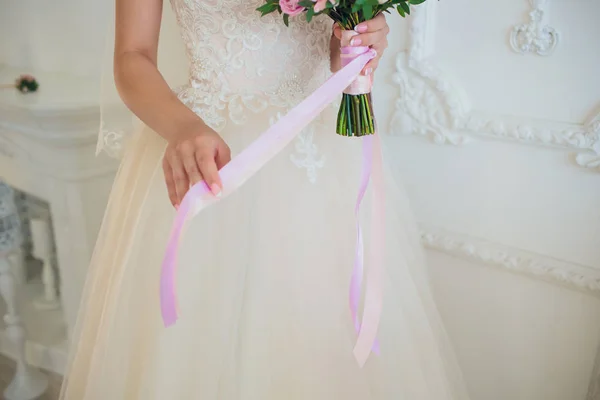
[30,218,59,310]
[0,181,49,400]
[0,256,49,400]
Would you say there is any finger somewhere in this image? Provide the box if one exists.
[215,144,231,170]
[350,30,386,48]
[333,23,342,40]
[354,14,387,33]
[196,151,222,197]
[180,146,203,186]
[170,155,190,205]
[162,158,178,208]
[361,42,385,75]
[361,58,379,76]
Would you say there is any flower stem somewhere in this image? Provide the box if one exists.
[336,93,376,137]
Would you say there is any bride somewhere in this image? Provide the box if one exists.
[60,0,471,398]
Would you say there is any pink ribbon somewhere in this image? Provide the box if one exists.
[160,44,384,367]
[350,133,385,366]
[340,31,373,95]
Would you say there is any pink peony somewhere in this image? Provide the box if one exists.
[279,0,304,16]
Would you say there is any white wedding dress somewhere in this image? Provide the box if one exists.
[60,0,471,399]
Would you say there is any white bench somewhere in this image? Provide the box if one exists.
[0,65,118,384]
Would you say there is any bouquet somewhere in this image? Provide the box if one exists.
[257,0,429,137]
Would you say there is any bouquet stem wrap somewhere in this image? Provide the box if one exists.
[160,46,384,368]
[336,30,376,137]
[340,31,372,95]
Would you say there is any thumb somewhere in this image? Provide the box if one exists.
[333,23,342,40]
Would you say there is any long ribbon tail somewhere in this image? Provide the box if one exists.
[349,137,370,333]
[352,133,385,367]
[349,136,381,353]
[160,48,377,328]
[160,201,187,325]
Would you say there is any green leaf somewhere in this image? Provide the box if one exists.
[396,5,406,17]
[363,3,373,20]
[283,13,290,26]
[298,0,313,7]
[256,2,278,15]
[399,1,410,14]
[408,0,426,4]
[306,8,314,22]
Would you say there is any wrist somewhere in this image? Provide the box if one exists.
[330,28,342,72]
[167,116,211,144]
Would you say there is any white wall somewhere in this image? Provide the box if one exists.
[0,0,185,80]
[0,0,109,77]
[376,1,600,399]
[430,251,600,400]
[1,0,599,399]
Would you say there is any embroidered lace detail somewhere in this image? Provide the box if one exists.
[97,0,333,174]
[270,112,326,183]
[96,128,126,158]
[290,126,326,184]
[170,0,332,132]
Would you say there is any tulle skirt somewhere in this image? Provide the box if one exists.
[60,107,470,399]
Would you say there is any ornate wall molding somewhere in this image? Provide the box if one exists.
[510,0,559,56]
[391,2,600,170]
[420,224,600,294]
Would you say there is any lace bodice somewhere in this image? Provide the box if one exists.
[171,0,332,131]
[98,0,332,181]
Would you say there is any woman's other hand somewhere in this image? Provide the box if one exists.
[333,13,390,76]
[162,122,231,208]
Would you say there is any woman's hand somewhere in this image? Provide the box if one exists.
[333,13,390,76]
[162,122,231,208]
[115,0,230,207]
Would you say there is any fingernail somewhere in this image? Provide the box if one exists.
[364,68,373,76]
[174,204,179,211]
[350,38,362,46]
[211,183,222,197]
[354,24,367,33]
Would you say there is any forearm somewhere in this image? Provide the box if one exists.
[114,51,207,141]
[330,33,341,73]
